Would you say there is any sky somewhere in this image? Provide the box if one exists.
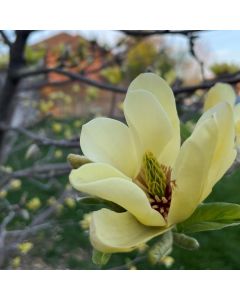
[1,30,240,67]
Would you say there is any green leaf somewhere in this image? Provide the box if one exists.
[77,196,125,212]
[148,231,173,265]
[173,233,199,250]
[92,249,111,265]
[177,202,240,234]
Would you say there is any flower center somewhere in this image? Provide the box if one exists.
[134,151,176,219]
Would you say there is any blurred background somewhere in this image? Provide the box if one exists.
[0,30,240,270]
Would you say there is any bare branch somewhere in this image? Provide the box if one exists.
[15,67,127,94]
[121,30,202,37]
[0,163,71,190]
[173,72,240,94]
[0,30,12,47]
[6,222,52,239]
[15,66,240,96]
[0,122,79,148]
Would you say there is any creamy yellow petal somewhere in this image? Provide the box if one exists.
[124,89,174,159]
[234,103,240,122]
[157,134,181,167]
[128,73,179,129]
[69,163,166,226]
[168,118,219,225]
[203,83,236,112]
[90,209,169,253]
[80,117,139,178]
[197,102,236,197]
[234,104,240,145]
[128,73,180,165]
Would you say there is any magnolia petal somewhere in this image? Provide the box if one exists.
[197,102,236,195]
[203,83,236,112]
[234,103,240,122]
[127,73,180,165]
[80,117,139,178]
[157,133,181,167]
[90,209,169,253]
[234,104,240,145]
[69,163,166,226]
[168,118,219,225]
[124,89,174,158]
[128,73,179,130]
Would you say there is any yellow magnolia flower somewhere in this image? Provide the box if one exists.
[69,73,236,253]
[203,82,240,145]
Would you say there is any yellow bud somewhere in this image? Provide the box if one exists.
[0,189,7,198]
[79,213,92,230]
[67,154,91,169]
[18,242,33,254]
[26,197,41,211]
[64,128,72,139]
[52,122,63,133]
[10,179,22,190]
[54,149,63,159]
[11,256,21,269]
[74,120,82,128]
[47,196,57,206]
[64,197,76,209]
[160,255,175,268]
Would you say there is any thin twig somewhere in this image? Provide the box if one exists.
[0,122,79,148]
[0,163,71,189]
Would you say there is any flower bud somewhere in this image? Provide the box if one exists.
[67,154,91,169]
[173,233,199,250]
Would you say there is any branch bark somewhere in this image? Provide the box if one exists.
[0,122,79,148]
[0,30,33,163]
[15,66,240,96]
[121,30,202,37]
[0,31,12,47]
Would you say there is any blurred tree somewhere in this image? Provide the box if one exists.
[211,63,240,77]
[25,45,46,66]
[124,38,176,83]
[101,66,122,85]
[125,39,158,79]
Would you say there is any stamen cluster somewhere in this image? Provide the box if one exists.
[135,151,176,219]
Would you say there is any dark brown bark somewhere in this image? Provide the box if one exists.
[0,30,32,163]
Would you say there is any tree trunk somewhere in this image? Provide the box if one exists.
[0,30,32,163]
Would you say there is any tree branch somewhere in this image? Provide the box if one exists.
[0,163,71,190]
[0,122,79,148]
[0,30,12,47]
[15,66,240,96]
[15,67,127,94]
[121,30,202,37]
